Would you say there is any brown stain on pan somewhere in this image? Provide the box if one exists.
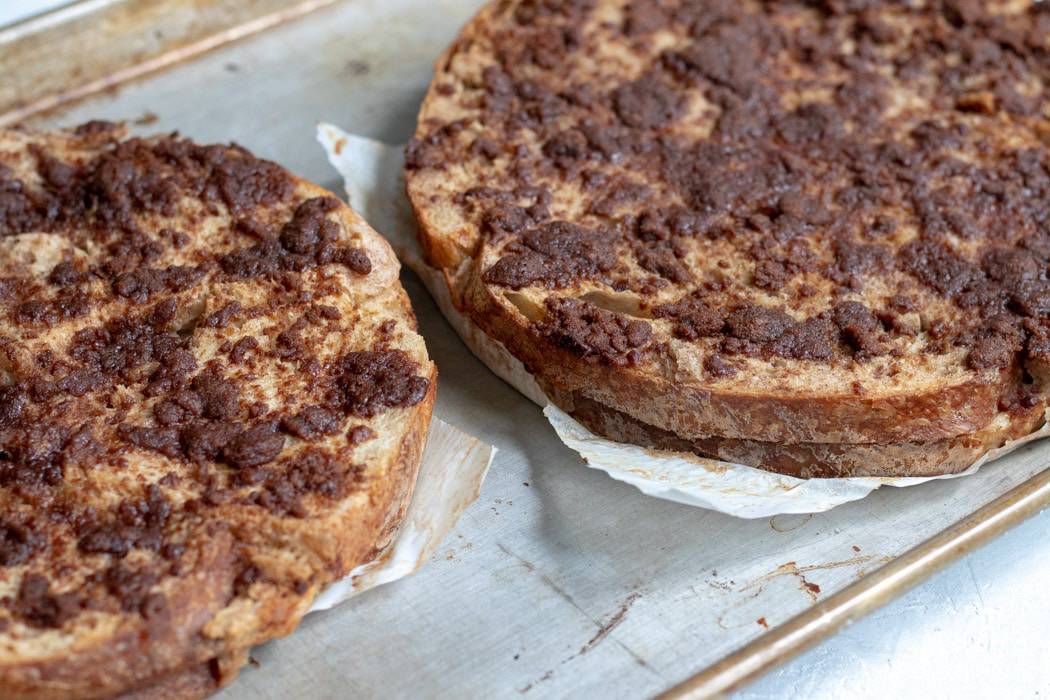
[662,466,1050,699]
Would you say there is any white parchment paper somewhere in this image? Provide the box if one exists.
[309,418,495,611]
[318,123,1050,518]
[291,141,497,608]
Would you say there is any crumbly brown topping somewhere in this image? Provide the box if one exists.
[409,0,1050,371]
[0,125,429,630]
[541,297,652,366]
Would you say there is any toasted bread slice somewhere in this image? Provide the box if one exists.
[0,124,435,699]
[552,388,1046,479]
[406,0,1050,445]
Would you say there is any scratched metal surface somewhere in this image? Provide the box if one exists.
[26,0,1050,697]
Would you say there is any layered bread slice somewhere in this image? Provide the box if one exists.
[0,123,435,698]
[552,388,1046,479]
[406,0,1050,470]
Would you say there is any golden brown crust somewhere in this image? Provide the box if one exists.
[112,661,218,700]
[0,125,436,699]
[126,379,437,700]
[406,0,1050,447]
[0,532,236,700]
[457,263,1004,444]
[554,388,1046,479]
[409,1,508,272]
[108,647,247,700]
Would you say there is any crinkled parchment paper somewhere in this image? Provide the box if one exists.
[310,418,494,611]
[318,124,1050,518]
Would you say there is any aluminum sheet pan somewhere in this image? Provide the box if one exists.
[19,0,1050,696]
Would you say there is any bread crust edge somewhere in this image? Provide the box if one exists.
[407,212,1007,444]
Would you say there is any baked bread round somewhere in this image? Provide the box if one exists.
[406,0,1050,474]
[0,123,435,698]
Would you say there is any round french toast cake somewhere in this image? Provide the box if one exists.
[0,123,435,698]
[406,0,1050,476]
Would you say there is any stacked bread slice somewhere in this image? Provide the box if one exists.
[0,124,435,698]
[406,0,1050,477]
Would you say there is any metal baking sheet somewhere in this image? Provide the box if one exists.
[10,0,1050,696]
[0,0,337,126]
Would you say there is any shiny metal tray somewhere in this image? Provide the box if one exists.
[4,1,1050,697]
